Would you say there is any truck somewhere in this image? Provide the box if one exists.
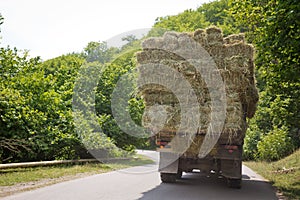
[157,131,245,188]
[136,27,258,189]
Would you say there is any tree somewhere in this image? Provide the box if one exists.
[122,35,138,43]
[230,0,300,150]
[120,35,141,52]
[0,47,46,162]
[153,0,242,36]
[83,41,119,63]
[94,49,148,150]
[197,0,245,35]
[0,51,95,163]
[154,9,209,32]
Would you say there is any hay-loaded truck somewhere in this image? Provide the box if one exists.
[136,27,258,188]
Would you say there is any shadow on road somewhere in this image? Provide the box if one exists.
[139,173,278,200]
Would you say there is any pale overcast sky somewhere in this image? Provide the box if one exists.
[1,0,209,60]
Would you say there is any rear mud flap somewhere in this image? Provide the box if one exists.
[158,152,179,173]
[221,159,242,179]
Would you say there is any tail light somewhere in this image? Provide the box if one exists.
[156,140,168,148]
[224,145,239,153]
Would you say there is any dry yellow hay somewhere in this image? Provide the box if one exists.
[137,26,259,147]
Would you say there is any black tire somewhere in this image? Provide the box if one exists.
[227,178,242,189]
[160,173,177,183]
[176,170,183,179]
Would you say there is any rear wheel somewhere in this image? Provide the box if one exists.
[160,173,177,183]
[227,178,242,189]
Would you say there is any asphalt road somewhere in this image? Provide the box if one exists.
[2,150,278,200]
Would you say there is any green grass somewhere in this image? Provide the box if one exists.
[245,149,300,200]
[0,155,154,187]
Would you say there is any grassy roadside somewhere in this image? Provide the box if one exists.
[0,155,154,195]
[244,149,300,200]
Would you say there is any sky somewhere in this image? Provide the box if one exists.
[1,0,209,60]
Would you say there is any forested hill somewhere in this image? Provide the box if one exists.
[0,0,299,163]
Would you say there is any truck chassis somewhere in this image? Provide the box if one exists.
[158,144,243,189]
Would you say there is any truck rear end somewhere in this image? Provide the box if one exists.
[136,27,258,188]
[157,134,243,188]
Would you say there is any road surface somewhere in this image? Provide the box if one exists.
[2,151,278,200]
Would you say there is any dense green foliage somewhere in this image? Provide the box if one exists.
[256,126,293,161]
[82,39,149,151]
[154,9,209,33]
[154,0,242,36]
[229,0,300,160]
[94,50,148,151]
[0,48,86,162]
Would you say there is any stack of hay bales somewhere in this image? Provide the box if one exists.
[136,27,258,147]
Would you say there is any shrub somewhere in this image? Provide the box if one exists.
[257,126,294,161]
[243,127,261,160]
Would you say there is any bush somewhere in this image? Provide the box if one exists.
[257,126,294,161]
[243,127,261,160]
